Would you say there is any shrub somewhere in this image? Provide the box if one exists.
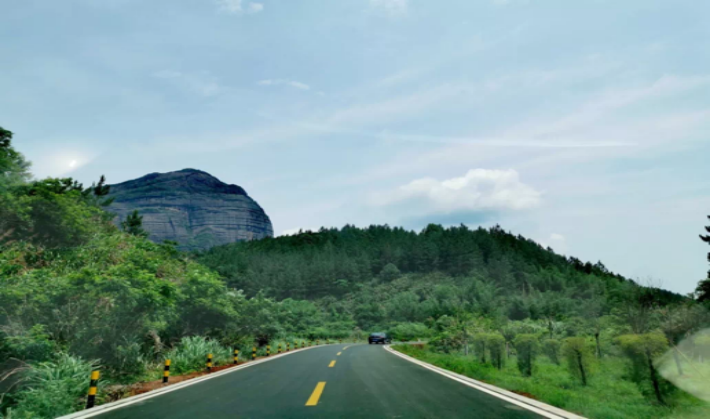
[472,334,487,363]
[513,334,539,377]
[486,333,506,370]
[616,332,670,404]
[389,323,431,342]
[542,338,561,365]
[164,336,231,375]
[8,353,98,419]
[562,337,594,386]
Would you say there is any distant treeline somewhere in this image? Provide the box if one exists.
[198,224,684,311]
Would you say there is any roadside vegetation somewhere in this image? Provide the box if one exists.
[1,126,709,418]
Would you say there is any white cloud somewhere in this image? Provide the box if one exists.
[369,0,408,16]
[257,79,311,90]
[371,169,542,214]
[154,70,221,97]
[216,0,263,15]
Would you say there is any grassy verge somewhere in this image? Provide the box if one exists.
[392,344,709,419]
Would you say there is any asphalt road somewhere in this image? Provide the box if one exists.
[94,344,542,419]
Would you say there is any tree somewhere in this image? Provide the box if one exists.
[378,263,401,282]
[562,337,594,386]
[542,338,561,365]
[121,210,149,238]
[696,216,710,303]
[513,334,538,377]
[486,333,506,369]
[617,332,670,404]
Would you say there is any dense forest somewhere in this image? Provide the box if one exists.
[1,125,709,419]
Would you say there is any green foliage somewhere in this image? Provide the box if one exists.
[394,344,709,419]
[562,337,594,386]
[6,353,98,419]
[120,210,149,238]
[389,322,430,341]
[378,263,401,282]
[617,332,671,404]
[164,336,231,375]
[513,334,539,377]
[486,333,506,370]
[543,338,561,365]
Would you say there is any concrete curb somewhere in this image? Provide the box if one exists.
[384,345,587,419]
[57,344,339,419]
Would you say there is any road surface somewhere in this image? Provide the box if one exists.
[94,344,542,419]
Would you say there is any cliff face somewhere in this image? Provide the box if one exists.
[107,169,273,251]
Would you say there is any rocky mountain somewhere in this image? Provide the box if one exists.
[107,169,273,251]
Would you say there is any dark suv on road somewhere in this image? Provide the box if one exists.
[368,332,391,344]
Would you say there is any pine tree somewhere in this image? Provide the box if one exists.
[121,210,149,238]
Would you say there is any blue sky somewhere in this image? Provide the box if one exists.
[1,0,708,294]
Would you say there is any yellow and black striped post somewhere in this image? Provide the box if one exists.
[294,342,298,351]
[277,343,282,354]
[317,339,320,345]
[206,353,213,372]
[86,370,100,409]
[233,349,239,365]
[266,345,271,357]
[252,346,256,360]
[301,341,305,348]
[309,340,312,347]
[339,339,342,344]
[163,359,171,383]
[286,342,290,352]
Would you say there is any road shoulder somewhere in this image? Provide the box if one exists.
[384,345,587,419]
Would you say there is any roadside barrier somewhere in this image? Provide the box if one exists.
[80,337,326,412]
[86,370,100,409]
[163,360,171,383]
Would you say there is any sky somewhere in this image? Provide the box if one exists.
[1,0,709,294]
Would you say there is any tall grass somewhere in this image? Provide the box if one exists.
[164,336,232,375]
[393,344,710,419]
[3,353,98,419]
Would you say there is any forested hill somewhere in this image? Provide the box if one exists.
[197,224,684,319]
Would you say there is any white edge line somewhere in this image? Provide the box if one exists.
[384,345,587,419]
[57,344,337,419]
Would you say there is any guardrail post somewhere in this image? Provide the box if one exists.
[206,353,213,372]
[287,342,290,352]
[85,370,100,409]
[252,346,256,360]
[267,345,271,357]
[278,343,282,354]
[301,341,305,348]
[233,349,239,364]
[317,339,320,345]
[163,359,171,383]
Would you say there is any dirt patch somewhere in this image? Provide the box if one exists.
[104,361,255,401]
[511,390,537,400]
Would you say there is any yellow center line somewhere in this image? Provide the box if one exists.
[328,360,336,367]
[305,382,326,406]
[337,352,342,356]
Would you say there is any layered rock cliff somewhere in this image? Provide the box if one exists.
[107,169,273,251]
